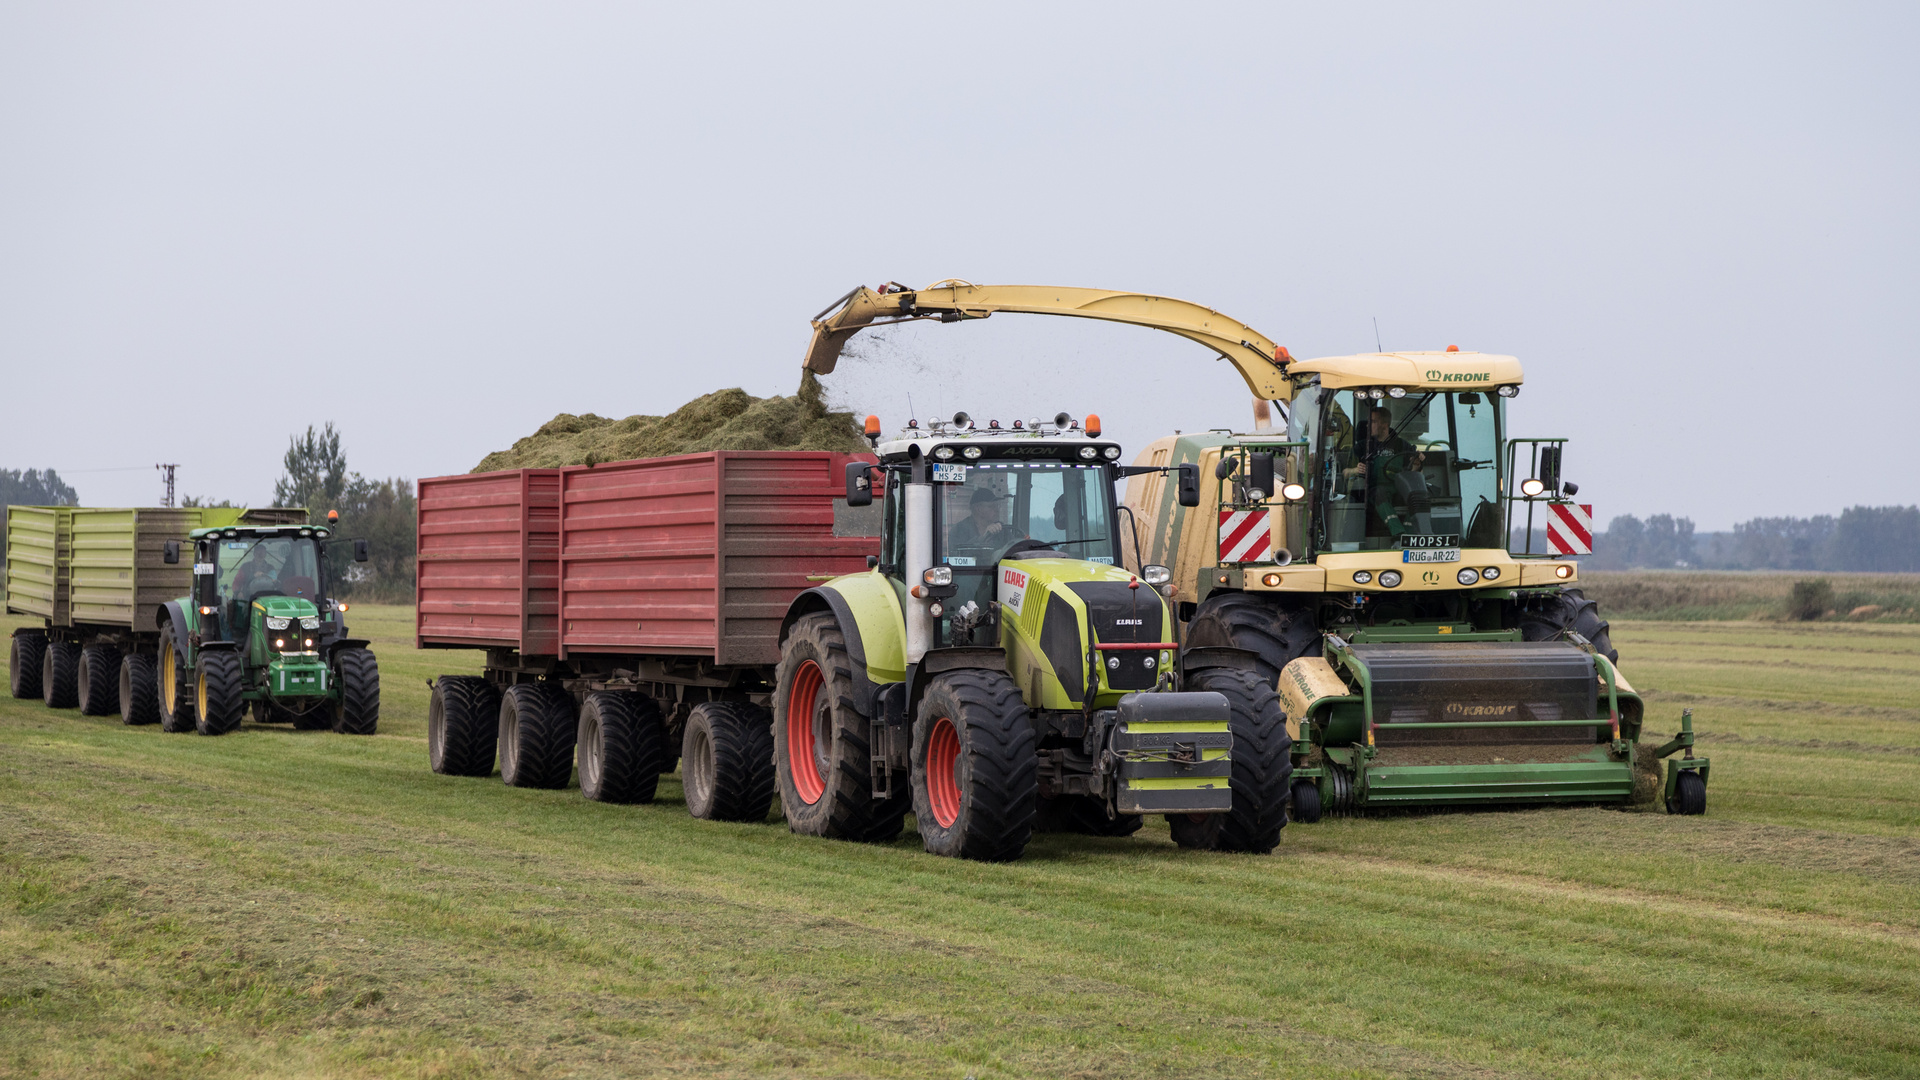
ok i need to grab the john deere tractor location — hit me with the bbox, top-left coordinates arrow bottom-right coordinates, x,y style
154,521 -> 380,736
804,281 -> 1711,821
776,411 -> 1291,861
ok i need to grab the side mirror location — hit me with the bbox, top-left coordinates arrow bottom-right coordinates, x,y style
845,462 -> 875,507
1213,456 -> 1238,480
1247,453 -> 1276,501
1538,446 -> 1562,493
162,540 -> 180,565
1176,463 -> 1201,507
353,539 -> 370,563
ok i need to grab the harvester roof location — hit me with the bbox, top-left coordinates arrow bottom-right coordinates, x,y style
1288,351 -> 1523,391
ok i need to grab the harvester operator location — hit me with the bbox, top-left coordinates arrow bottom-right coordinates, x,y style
1344,406 -> 1427,539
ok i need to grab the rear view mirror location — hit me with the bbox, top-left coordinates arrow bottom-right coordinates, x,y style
1214,456 -> 1238,480
1177,463 -> 1201,507
1538,446 -> 1562,493
845,462 -> 875,507
1247,453 -> 1276,500
162,540 -> 180,565
353,539 -> 370,563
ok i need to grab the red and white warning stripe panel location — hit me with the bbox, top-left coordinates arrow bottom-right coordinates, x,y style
1547,502 -> 1593,555
1219,509 -> 1274,563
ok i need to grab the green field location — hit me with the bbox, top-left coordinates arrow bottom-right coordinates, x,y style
3,607 -> 1917,1079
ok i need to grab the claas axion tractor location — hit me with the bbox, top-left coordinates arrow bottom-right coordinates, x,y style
807,281 -> 1710,821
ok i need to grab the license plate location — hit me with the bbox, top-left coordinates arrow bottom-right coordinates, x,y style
1402,533 -> 1460,550
931,463 -> 966,483
1403,548 -> 1460,563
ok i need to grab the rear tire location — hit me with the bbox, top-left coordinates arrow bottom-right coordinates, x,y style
498,683 -> 577,789
1185,592 -> 1320,686
157,634 -> 196,733
42,640 -> 79,709
1518,587 -> 1618,664
774,613 -> 909,840
10,631 -> 46,700
1035,795 -> 1142,837
1189,666 -> 1291,854
331,648 -> 380,735
1667,769 -> 1707,815
1290,779 -> 1323,824
77,643 -> 122,716
119,652 -> 159,726
194,651 -> 246,736
577,691 -> 667,804
911,670 -> 1037,862
680,702 -> 776,822
429,676 -> 501,776
1167,812 -> 1224,850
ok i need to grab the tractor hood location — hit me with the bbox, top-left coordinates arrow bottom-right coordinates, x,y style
997,556 -> 1171,709
251,595 -> 322,623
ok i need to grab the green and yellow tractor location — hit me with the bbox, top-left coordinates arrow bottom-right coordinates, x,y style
775,412 -> 1291,860
155,520 -> 380,736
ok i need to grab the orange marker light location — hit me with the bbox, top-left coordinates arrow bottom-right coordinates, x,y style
1275,346 -> 1293,363
863,414 -> 881,437
1085,414 -> 1102,438
1445,345 -> 1459,353
326,509 -> 339,524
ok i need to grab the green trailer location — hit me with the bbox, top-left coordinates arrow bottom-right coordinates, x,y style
5,505 -> 345,731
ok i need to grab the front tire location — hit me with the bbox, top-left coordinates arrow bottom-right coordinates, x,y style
429,676 -> 501,776
77,643 -> 122,716
774,613 -> 908,841
1518,587 -> 1618,664
1189,666 -> 1292,854
498,683 -> 576,789
331,648 -> 380,735
911,670 -> 1037,862
194,651 -> 246,736
1667,769 -> 1707,815
119,652 -> 159,726
1185,592 -> 1320,686
158,634 -> 196,733
680,702 -> 776,822
577,691 -> 668,804
9,631 -> 46,700
42,640 -> 79,709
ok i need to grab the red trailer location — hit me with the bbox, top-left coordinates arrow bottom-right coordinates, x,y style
417,450 -> 878,819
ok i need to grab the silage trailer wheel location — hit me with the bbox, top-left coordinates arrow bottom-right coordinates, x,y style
41,639 -> 80,710
498,683 -> 577,789
680,701 -> 776,823
11,630 -> 47,700
576,690 -> 668,804
118,652 -> 160,726
429,676 -> 501,777
77,642 -> 121,717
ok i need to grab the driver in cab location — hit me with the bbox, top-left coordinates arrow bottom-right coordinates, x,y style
947,486 -> 1022,556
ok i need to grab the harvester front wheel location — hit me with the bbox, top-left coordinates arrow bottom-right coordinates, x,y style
118,652 -> 159,726
10,631 -> 46,700
429,675 -> 501,776
774,613 -> 909,841
77,643 -> 122,716
331,648 -> 380,735
42,640 -> 80,709
1518,587 -> 1618,664
498,683 -> 577,789
193,651 -> 246,736
1185,592 -> 1320,686
157,635 -> 196,733
577,691 -> 667,804
681,701 -> 776,822
1188,666 -> 1291,854
1667,770 -> 1706,816
911,670 -> 1037,862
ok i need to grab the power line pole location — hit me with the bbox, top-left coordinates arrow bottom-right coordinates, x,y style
156,464 -> 178,508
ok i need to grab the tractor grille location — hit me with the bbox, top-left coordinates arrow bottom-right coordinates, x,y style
1067,581 -> 1164,691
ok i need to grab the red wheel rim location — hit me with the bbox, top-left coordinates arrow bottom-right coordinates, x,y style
787,659 -> 827,804
927,717 -> 961,828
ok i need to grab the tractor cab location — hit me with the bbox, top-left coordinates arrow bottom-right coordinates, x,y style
172,524 -> 357,652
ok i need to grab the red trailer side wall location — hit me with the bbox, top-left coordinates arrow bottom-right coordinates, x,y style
418,451 -> 876,666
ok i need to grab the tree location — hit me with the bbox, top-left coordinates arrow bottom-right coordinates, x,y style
0,468 -> 80,534
270,424 -> 417,601
273,423 -> 349,511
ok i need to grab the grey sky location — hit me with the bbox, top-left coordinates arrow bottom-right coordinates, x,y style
3,3 -> 1913,530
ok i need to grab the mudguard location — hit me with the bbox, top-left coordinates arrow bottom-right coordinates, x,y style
156,601 -> 196,656
782,573 -> 908,717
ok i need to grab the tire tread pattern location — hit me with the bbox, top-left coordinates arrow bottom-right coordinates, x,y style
430,676 -> 501,776
1190,666 -> 1292,854
195,651 -> 246,736
500,683 -> 577,789
78,643 -> 122,716
691,701 -> 777,822
120,652 -> 159,726
332,648 -> 380,735
913,670 -> 1037,862
775,613 -> 909,840
1184,592 -> 1320,686
11,632 -> 46,700
42,640 -> 79,709
579,691 -> 666,804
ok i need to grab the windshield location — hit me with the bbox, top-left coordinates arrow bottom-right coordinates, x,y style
934,460 -> 1117,592
1300,388 -> 1504,553
215,536 -> 325,608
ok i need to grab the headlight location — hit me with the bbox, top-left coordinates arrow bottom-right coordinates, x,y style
1457,568 -> 1480,585
266,616 -> 291,630
1281,483 -> 1306,501
933,446 -> 955,460
1497,384 -> 1519,398
274,638 -> 286,649
300,616 -> 319,629
1107,656 -> 1121,670
1520,478 -> 1546,497
1141,564 -> 1171,585
1143,655 -> 1156,670
1387,387 -> 1406,399
1481,566 -> 1501,581
962,445 -> 983,460
922,566 -> 953,586
1102,446 -> 1120,460
1379,570 -> 1402,587
1079,446 -> 1098,459
1368,388 -> 1385,400
1352,571 -> 1373,584
928,601 -> 944,617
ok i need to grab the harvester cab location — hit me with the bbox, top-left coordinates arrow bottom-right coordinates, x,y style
154,523 -> 380,737
778,410 -> 1294,861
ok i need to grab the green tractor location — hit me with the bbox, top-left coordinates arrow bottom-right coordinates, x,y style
774,412 -> 1291,861
154,521 -> 380,736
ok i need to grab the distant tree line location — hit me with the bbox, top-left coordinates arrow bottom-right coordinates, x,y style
1589,506 -> 1920,572
0,468 -> 79,530
273,423 -> 417,601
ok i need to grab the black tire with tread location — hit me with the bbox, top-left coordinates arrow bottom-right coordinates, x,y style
42,640 -> 79,709
1667,769 -> 1707,815
331,648 -> 380,735
194,651 -> 246,736
429,676 -> 501,776
577,691 -> 668,804
77,643 -> 122,716
911,669 -> 1038,862
680,701 -> 777,822
1185,592 -> 1321,686
1035,795 -> 1141,837
119,652 -> 159,726
1167,812 -> 1224,849
1189,666 -> 1292,854
1290,779 -> 1323,824
157,634 -> 196,733
10,632 -> 46,700
498,683 -> 577,789
774,613 -> 909,840
1517,587 -> 1619,664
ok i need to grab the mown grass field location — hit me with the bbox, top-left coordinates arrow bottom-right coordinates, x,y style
3,605 -> 1917,1079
